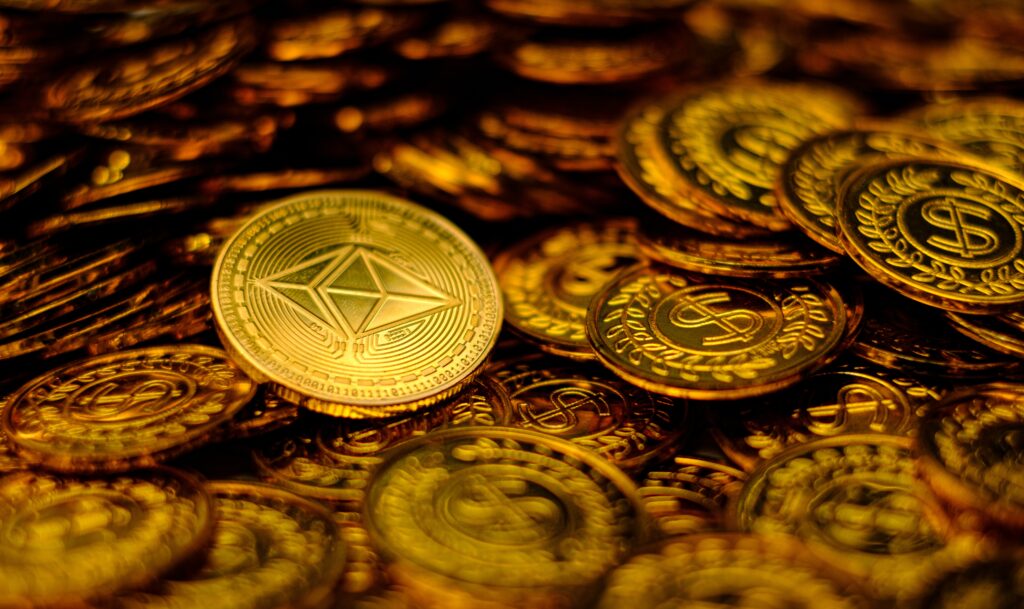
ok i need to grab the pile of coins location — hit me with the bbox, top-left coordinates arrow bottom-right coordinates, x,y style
0,0 -> 1023,607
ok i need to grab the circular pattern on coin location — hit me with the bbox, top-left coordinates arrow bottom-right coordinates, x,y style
0,467 -> 212,607
253,376 -> 512,506
212,190 -> 502,418
916,383 -> 1024,532
904,97 -> 1024,176
777,127 -> 964,253
495,219 -> 639,359
656,82 -> 860,231
43,18 -> 255,122
2,344 -> 256,472
115,481 -> 345,609
636,223 -> 841,277
493,358 -> 686,470
733,434 -> 977,600
708,362 -> 944,470
586,265 -> 851,399
637,457 -> 746,536
837,157 -> 1024,313
596,533 -> 868,609
363,427 -> 648,608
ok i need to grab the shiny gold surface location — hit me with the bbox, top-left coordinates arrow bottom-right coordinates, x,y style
211,190 -> 502,417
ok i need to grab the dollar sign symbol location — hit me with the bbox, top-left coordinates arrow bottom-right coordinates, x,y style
921,198 -> 999,259
803,383 -> 899,435
520,387 -> 609,431
669,291 -> 764,347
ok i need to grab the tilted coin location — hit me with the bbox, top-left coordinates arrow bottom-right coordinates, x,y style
851,283 -> 1018,377
636,223 -> 841,277
393,17 -> 494,60
2,345 -> 257,472
597,533 -> 869,609
913,556 -> 1024,609
0,152 -> 80,214
947,309 -> 1024,358
61,146 -> 203,210
494,219 -> 639,359
333,91 -> 446,135
904,97 -> 1024,175
43,18 -> 256,122
363,427 -> 650,609
492,357 -> 686,470
777,127 -> 966,253
916,383 -> 1024,532
837,157 -> 1024,313
266,8 -> 424,61
28,197 -> 214,238
0,467 -> 213,607
709,361 -> 944,470
732,434 -> 983,601
115,481 -> 346,609
211,190 -> 502,418
253,376 -> 512,506
477,110 -> 614,173
637,456 -> 746,536
495,26 -> 690,85
484,0 -> 696,27
655,81 -> 860,231
586,265 -> 852,399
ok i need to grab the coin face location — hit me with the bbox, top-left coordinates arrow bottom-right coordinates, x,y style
916,383 -> 1024,532
637,457 -> 746,536
837,157 -> 1024,312
495,220 -> 639,359
597,533 -> 868,609
777,127 -> 963,253
656,82 -> 860,231
636,223 -> 841,277
0,468 -> 212,606
904,97 -> 1024,175
212,190 -> 502,417
492,357 -> 686,470
116,481 -> 346,609
363,428 -> 648,606
733,434 -> 976,600
586,265 -> 851,399
708,362 -> 943,470
253,376 -> 512,506
3,345 -> 256,472
947,309 -> 1024,358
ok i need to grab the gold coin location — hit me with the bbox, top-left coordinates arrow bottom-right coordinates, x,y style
266,8 -> 424,62
3,344 -> 256,472
496,26 -> 690,85
393,17 -> 494,60
492,356 -> 686,470
334,91 -> 446,134
212,189 -> 502,418
586,265 -> 851,399
655,81 -> 860,231
708,361 -> 944,471
636,223 -> 841,277
616,96 -> 764,237
116,481 -> 346,609
494,219 -> 639,359
363,427 -> 649,609
851,282 -> 1017,377
597,533 -> 869,609
777,126 -> 966,253
334,511 -> 381,597
637,456 -> 746,536
28,197 -> 213,239
61,146 -> 201,210
232,61 -> 395,98
916,383 -> 1024,532
947,309 -> 1024,358
837,157 -> 1024,313
732,434 -> 982,601
43,18 -> 255,122
0,395 -> 20,472
904,97 -> 1024,176
253,376 -> 512,506
477,111 -> 614,173
483,0 -> 696,27
221,389 -> 299,441
0,467 -> 213,606
0,152 -> 77,214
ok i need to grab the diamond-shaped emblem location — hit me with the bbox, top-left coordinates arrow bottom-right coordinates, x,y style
258,246 -> 459,339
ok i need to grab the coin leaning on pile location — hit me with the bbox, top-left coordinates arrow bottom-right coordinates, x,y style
0,2 -> 1024,609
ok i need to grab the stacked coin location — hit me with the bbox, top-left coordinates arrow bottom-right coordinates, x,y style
0,0 -> 1023,607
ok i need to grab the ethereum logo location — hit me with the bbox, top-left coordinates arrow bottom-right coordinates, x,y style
258,246 -> 459,339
